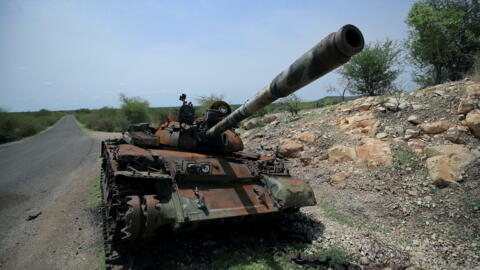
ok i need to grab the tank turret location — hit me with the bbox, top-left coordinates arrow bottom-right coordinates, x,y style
123,24 -> 364,153
206,24 -> 364,137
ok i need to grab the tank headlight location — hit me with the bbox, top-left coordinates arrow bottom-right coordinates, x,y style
200,164 -> 210,174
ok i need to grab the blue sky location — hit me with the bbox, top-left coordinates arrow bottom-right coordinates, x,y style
0,0 -> 417,112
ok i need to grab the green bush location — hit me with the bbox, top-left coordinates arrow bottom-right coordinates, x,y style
74,107 -> 127,132
119,94 -> 150,124
0,109 -> 65,144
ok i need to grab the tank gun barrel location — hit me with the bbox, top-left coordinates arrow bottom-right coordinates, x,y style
206,24 -> 364,138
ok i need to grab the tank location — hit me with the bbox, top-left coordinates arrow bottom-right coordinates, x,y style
101,24 -> 364,269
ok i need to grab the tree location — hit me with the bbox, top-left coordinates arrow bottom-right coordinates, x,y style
281,94 -> 302,116
195,94 -> 225,115
325,85 -> 347,101
338,40 -> 402,96
406,0 -> 480,85
119,93 -> 150,124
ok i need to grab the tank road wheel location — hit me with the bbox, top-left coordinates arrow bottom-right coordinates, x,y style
142,195 -> 163,238
121,196 -> 143,241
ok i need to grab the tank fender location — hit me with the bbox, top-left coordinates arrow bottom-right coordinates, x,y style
264,176 -> 316,209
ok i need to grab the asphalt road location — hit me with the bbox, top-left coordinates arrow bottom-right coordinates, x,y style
0,115 -> 103,269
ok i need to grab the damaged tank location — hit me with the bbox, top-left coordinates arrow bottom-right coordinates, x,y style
101,24 -> 364,268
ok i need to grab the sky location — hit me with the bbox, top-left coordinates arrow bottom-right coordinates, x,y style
0,0 -> 417,112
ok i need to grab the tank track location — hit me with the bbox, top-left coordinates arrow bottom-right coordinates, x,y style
101,168 -> 134,270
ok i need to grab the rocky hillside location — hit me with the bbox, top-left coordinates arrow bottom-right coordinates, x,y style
240,79 -> 480,270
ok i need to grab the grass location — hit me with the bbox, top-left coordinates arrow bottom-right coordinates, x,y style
97,248 -> 106,270
86,177 -> 102,210
173,243 -> 352,270
318,201 -> 389,233
318,201 -> 364,228
393,145 -> 419,169
302,247 -> 353,269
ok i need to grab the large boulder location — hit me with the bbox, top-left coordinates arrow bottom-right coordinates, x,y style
457,99 -> 475,114
425,144 -> 476,186
466,111 -> 480,137
457,84 -> 480,114
420,121 -> 455,134
277,139 -> 303,158
355,138 -> 392,168
426,152 -> 476,186
327,145 -> 356,162
341,112 -> 378,130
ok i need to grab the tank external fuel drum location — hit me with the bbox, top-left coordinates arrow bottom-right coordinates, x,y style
206,24 -> 364,138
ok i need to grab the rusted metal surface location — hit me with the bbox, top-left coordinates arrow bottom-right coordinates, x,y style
100,24 -> 364,270
206,24 -> 364,137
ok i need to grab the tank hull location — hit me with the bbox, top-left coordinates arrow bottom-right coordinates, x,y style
101,139 -> 316,258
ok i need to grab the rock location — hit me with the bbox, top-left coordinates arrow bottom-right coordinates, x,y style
426,147 -> 476,186
407,115 -> 421,125
317,153 -> 329,161
425,144 -> 469,158
457,99 -> 475,114
278,139 -> 303,158
409,251 -> 425,264
466,111 -> 480,137
243,118 -> 262,130
384,97 -> 410,111
407,190 -> 419,196
368,121 -> 381,137
376,132 -> 388,139
300,157 -> 312,166
327,145 -> 356,162
356,103 -> 373,111
268,120 -> 279,126
404,129 -> 420,139
26,211 -> 42,221
444,126 -> 466,144
359,256 -> 369,265
352,97 -> 379,111
356,138 -> 393,168
466,84 -> 480,99
294,132 -> 316,143
377,106 -> 387,113
384,125 -> 404,137
420,121 -> 455,134
407,140 -> 426,155
412,103 -> 426,110
262,114 -> 277,123
433,89 -> 446,96
341,112 -> 378,133
330,168 -> 352,186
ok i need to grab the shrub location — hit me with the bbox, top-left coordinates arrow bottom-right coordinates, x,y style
119,93 -> 150,124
